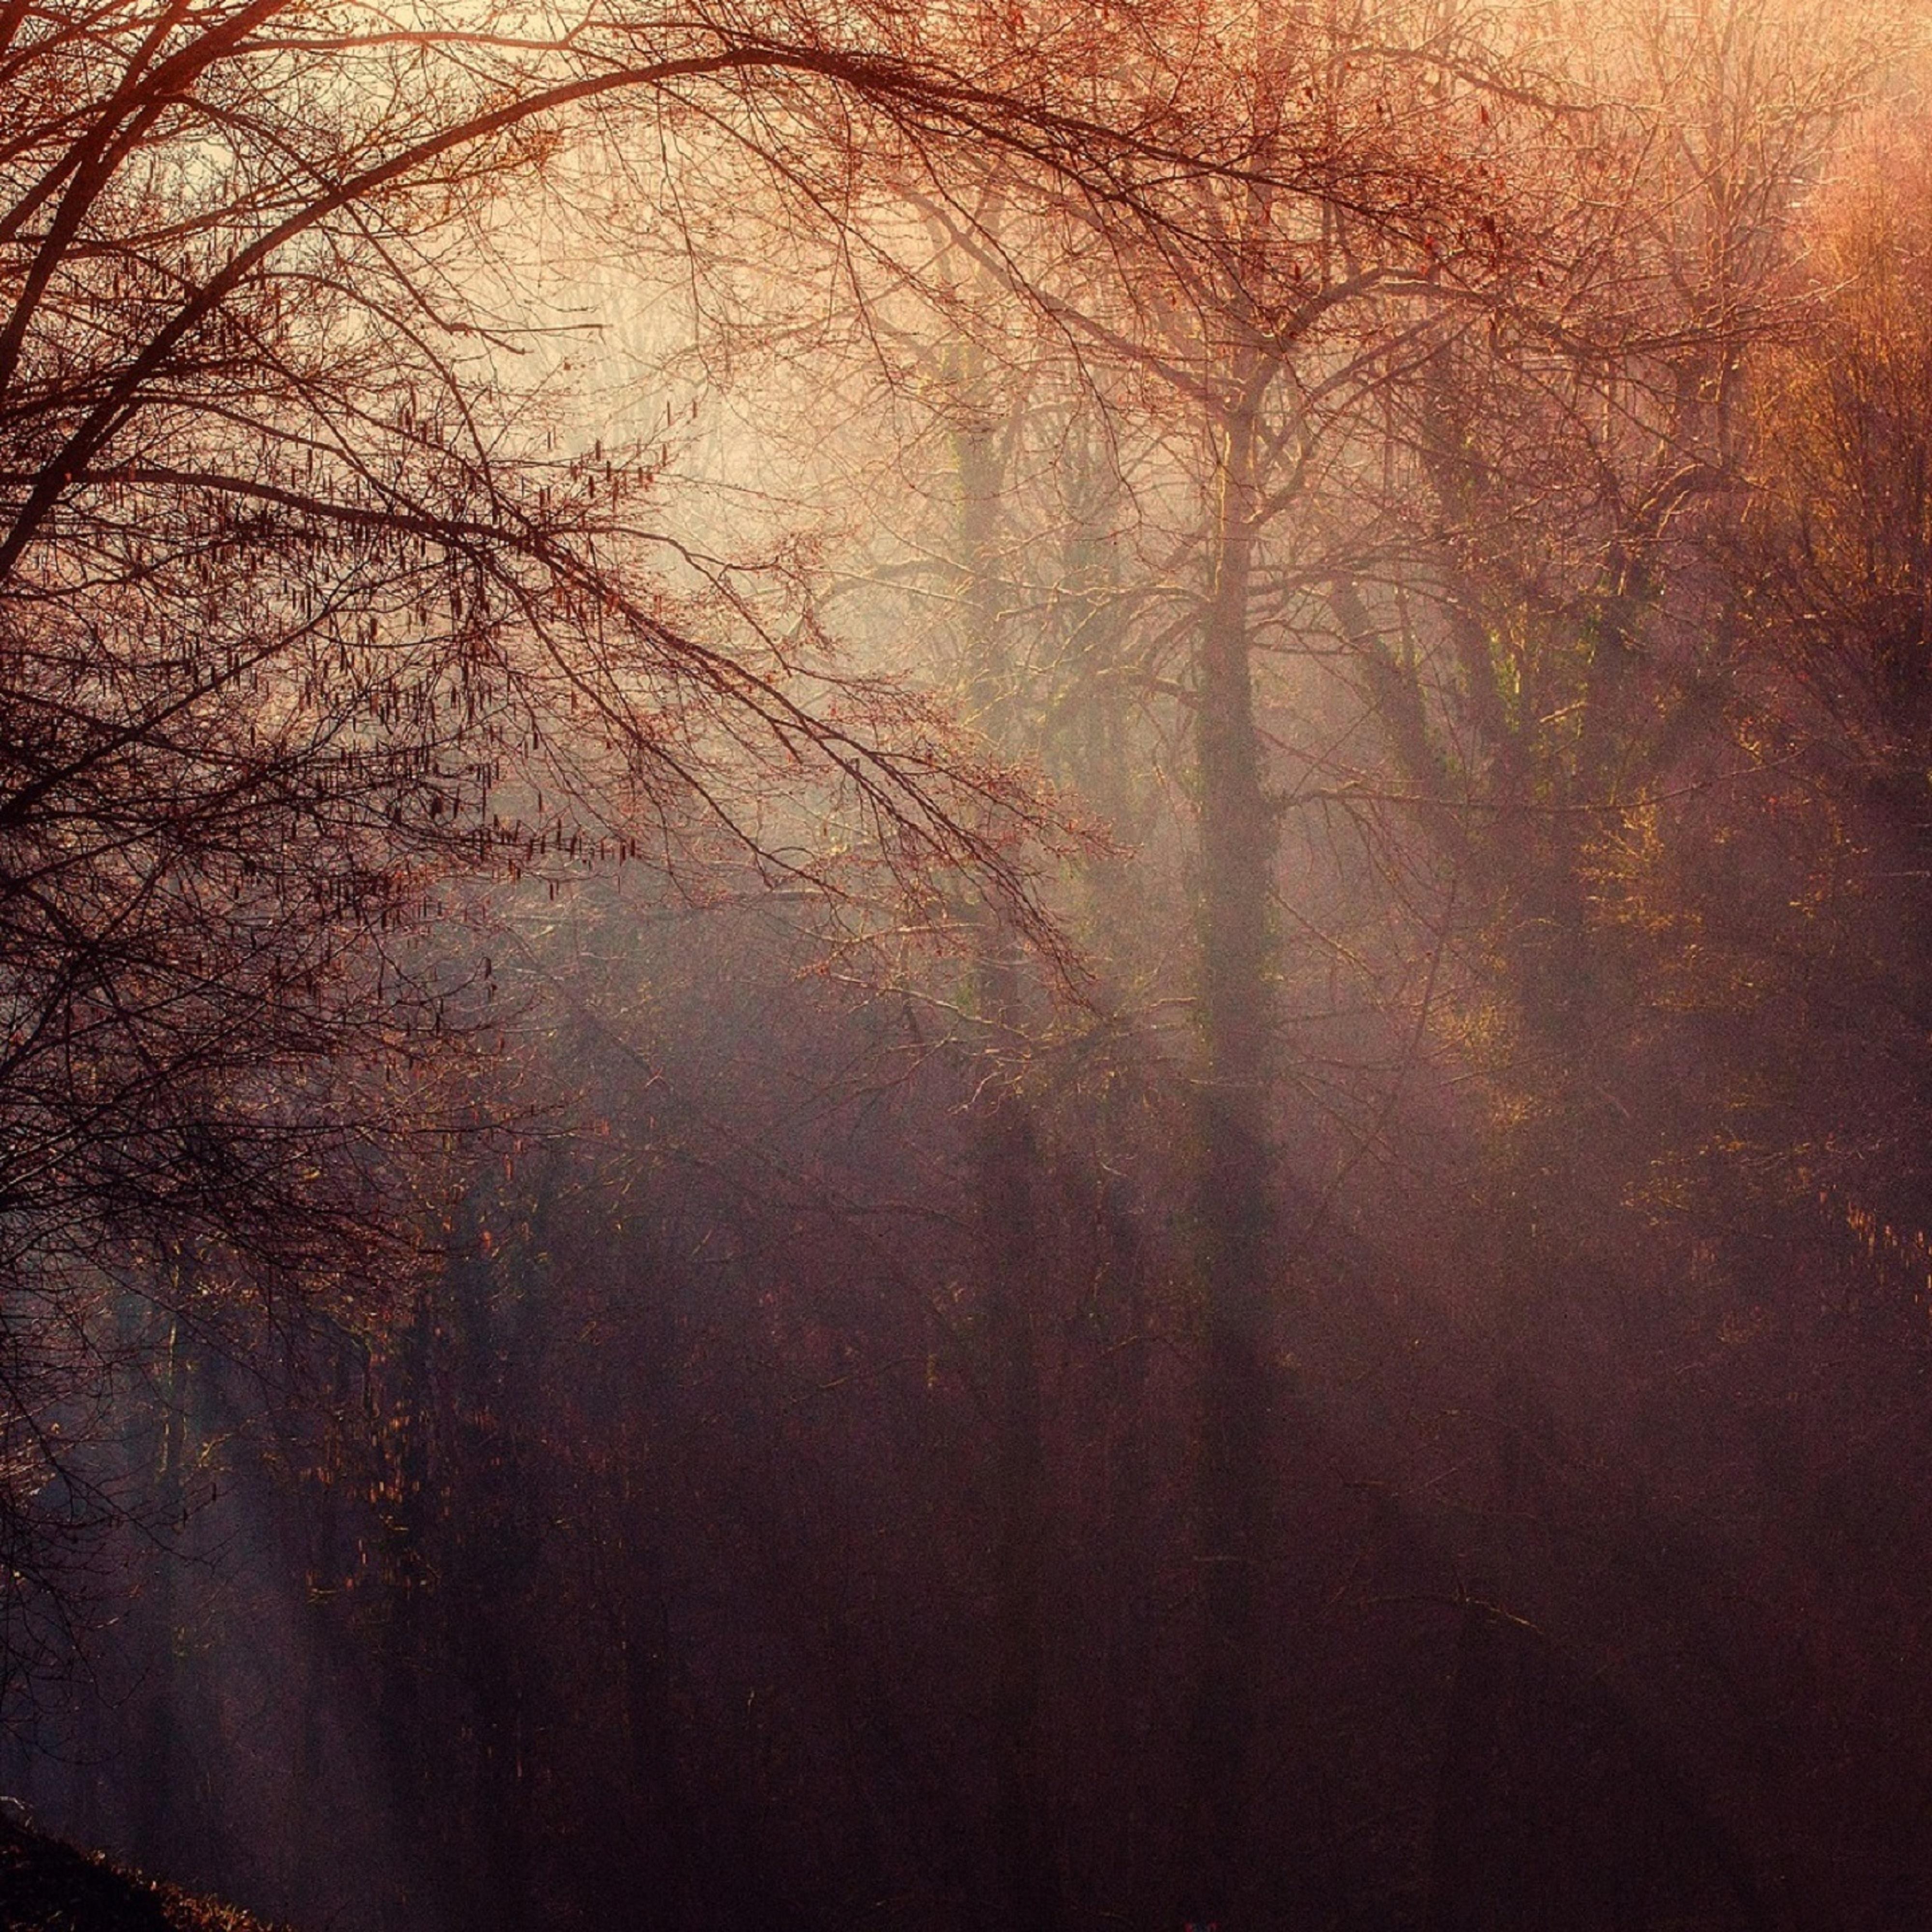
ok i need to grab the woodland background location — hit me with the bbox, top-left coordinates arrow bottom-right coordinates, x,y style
3,2 -> 1932,1929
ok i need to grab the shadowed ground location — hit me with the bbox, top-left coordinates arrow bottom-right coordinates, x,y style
0,1815 -> 286,1931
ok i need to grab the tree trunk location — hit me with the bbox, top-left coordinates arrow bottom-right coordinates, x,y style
950,362 -> 1061,1932
975,1056 -> 1055,1932
130,1313 -> 190,1878
1181,368 -> 1282,1927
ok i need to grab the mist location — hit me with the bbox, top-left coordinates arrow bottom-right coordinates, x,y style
3,2 -> 1931,1930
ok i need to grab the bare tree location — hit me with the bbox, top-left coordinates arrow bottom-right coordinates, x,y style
0,0 -> 1237,1666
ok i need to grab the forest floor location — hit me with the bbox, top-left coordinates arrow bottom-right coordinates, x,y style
0,1815 -> 287,1931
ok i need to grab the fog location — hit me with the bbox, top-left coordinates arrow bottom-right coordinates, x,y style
3,2 -> 1932,1929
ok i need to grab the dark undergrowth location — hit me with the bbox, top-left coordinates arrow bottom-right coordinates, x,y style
0,1816 -> 286,1932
